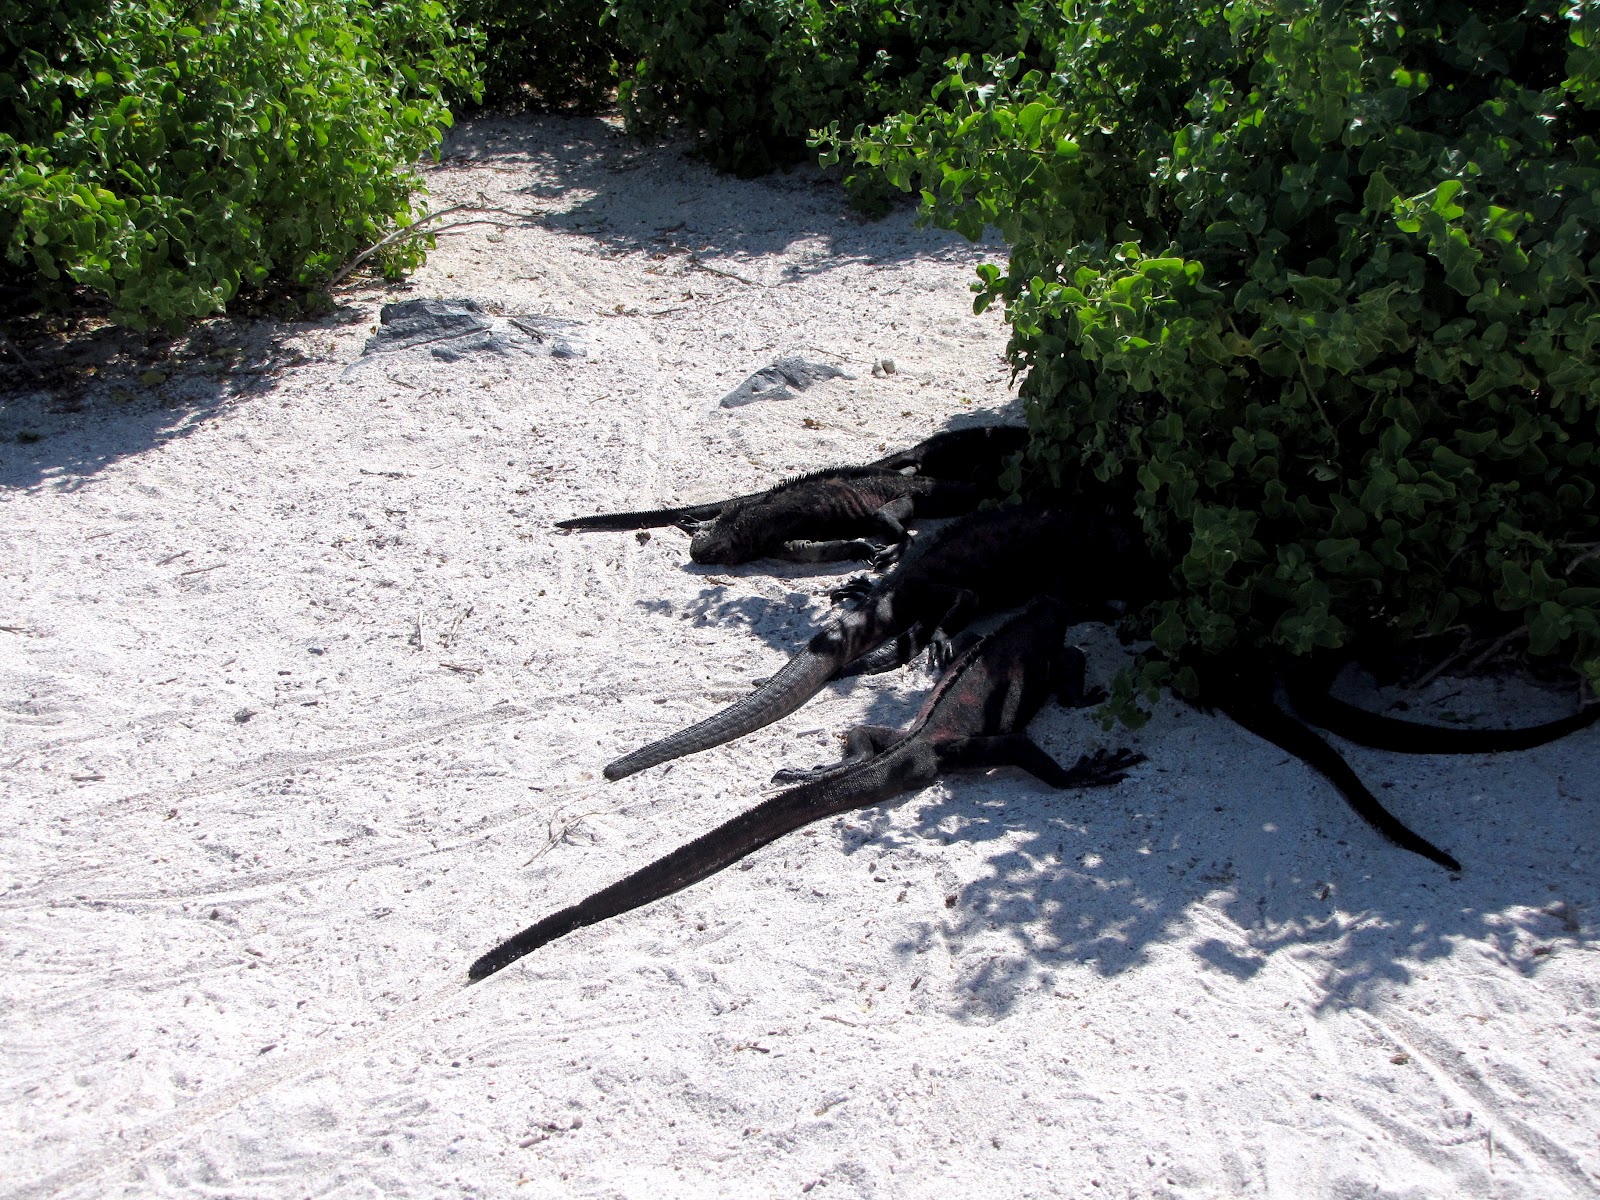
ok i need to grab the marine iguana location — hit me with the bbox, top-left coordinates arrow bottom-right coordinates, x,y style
684,466 -> 986,565
553,424 -> 1028,537
868,423 -> 1029,482
468,598 -> 1143,980
603,497 -> 1154,781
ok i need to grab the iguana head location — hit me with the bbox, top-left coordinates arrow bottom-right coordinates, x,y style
688,514 -> 762,564
688,499 -> 793,564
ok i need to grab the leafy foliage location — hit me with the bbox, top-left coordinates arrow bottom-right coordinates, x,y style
454,0 -> 618,112
0,0 -> 479,329
825,0 -> 1600,712
613,0 -> 1022,180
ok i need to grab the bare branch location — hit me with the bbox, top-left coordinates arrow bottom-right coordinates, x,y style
326,199 -> 536,289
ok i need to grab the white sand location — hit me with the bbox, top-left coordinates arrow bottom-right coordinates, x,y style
2,114 -> 1597,1199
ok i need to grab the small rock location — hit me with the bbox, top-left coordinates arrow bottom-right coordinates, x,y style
718,357 -> 853,407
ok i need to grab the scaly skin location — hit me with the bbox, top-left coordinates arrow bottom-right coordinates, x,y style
603,498 -> 1153,781
553,424 -> 1027,542
468,598 -> 1142,980
687,467 -> 984,565
867,423 -> 1029,481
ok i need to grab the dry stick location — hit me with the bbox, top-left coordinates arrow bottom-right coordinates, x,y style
687,255 -> 760,286
1462,624 -> 1529,674
1407,629 -> 1475,692
1563,541 -> 1600,575
1411,625 -> 1527,694
326,201 -> 534,289
0,329 -> 42,381
443,604 -> 473,648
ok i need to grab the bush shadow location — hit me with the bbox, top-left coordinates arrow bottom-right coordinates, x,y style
438,113 -> 1003,279
856,693 -> 1597,1024
0,306 -> 368,493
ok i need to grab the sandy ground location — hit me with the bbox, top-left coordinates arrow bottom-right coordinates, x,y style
2,114 -> 1598,1199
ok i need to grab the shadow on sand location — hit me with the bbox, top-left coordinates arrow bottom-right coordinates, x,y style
437,113 -> 996,279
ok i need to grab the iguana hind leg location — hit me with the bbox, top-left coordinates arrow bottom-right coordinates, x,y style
829,575 -> 876,607
772,725 -> 902,783
934,736 -> 1144,788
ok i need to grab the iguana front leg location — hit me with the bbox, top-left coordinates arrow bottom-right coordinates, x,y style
832,584 -> 982,679
775,538 -> 881,563
829,575 -> 876,607
868,495 -> 914,543
1054,646 -> 1107,708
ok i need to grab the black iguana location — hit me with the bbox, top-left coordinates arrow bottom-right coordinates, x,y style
603,497 -> 1155,781
553,424 -> 1027,545
684,466 -> 987,565
468,597 -> 1142,980
868,423 -> 1029,481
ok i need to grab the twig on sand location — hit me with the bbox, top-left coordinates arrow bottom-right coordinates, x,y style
686,255 -> 760,286
443,605 -> 474,648
1409,625 -> 1526,692
524,809 -> 600,866
178,562 -> 228,576
1463,625 -> 1528,674
1409,632 -> 1475,692
0,329 -> 42,381
327,198 -> 535,289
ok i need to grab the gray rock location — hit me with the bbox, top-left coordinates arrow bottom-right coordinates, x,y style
717,357 -> 854,408
353,298 -> 588,369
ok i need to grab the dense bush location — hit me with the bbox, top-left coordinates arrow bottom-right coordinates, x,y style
614,0 -> 1023,178
455,0 -> 617,112
0,0 -> 478,329
828,0 -> 1600,711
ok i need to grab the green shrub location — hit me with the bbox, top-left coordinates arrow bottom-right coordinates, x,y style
0,0 -> 479,329
454,0 -> 617,112
613,0 -> 1023,178
828,0 -> 1600,711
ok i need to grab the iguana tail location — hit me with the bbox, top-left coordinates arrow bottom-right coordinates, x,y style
469,756 -> 904,980
1286,679 -> 1600,753
555,497 -> 744,532
603,643 -> 842,780
1218,690 -> 1461,872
